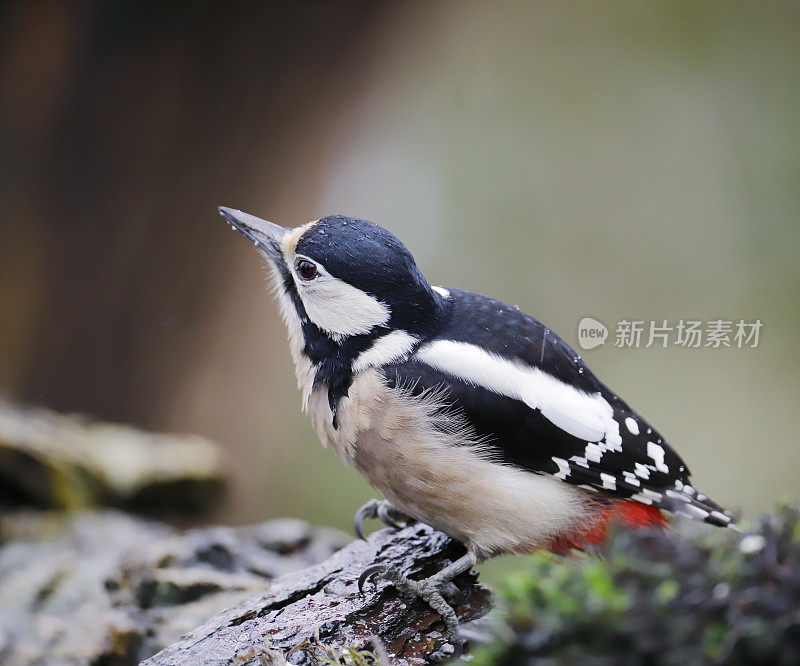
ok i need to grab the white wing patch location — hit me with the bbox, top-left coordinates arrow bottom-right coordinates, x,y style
416,340 -> 617,443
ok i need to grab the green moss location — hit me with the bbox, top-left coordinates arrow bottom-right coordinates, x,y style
470,506 -> 800,665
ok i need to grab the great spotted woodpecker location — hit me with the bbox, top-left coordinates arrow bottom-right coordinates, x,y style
219,207 -> 735,637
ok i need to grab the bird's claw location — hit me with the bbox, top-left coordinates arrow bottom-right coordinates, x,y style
353,499 -> 408,540
357,563 -> 387,593
356,564 -> 462,647
378,502 -> 405,529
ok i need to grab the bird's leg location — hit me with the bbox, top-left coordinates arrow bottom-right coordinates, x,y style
358,550 -> 480,640
353,498 -> 410,540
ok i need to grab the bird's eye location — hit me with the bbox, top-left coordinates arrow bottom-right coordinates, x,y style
296,259 -> 318,280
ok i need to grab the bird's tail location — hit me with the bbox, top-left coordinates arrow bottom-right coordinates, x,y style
655,481 -> 736,529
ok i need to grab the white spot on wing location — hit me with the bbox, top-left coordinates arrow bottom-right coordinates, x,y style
641,488 -> 663,501
584,442 -> 604,463
666,489 -> 690,503
569,455 -> 589,468
647,441 -> 670,473
600,473 -> 617,490
624,417 -> 639,435
622,471 -> 641,487
432,286 -> 450,298
604,420 -> 623,452
685,504 -> 710,520
552,456 -> 571,480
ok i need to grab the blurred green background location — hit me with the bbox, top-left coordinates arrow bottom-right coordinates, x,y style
1,0 -> 798,559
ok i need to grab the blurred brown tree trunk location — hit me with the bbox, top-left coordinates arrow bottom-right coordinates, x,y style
0,0 -> 384,427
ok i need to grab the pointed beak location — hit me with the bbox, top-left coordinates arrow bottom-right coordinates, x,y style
218,206 -> 288,262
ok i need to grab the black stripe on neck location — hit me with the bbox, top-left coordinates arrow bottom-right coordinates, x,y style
280,269 -> 389,428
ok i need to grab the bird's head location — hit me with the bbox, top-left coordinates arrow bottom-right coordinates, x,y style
219,207 -> 445,346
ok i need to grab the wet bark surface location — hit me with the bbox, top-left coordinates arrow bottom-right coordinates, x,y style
1,510 -> 489,665
0,511 -> 350,665
143,523 -> 491,666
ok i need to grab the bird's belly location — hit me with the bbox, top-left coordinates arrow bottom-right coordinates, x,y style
351,376 -> 594,555
353,428 -> 592,555
307,368 -> 595,555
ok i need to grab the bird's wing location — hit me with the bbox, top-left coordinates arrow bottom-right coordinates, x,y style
381,289 -> 733,527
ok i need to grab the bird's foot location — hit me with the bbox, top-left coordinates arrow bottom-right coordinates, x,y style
353,498 -> 409,540
358,564 -> 462,651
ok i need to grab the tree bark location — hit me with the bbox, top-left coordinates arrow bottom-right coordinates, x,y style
142,523 -> 491,665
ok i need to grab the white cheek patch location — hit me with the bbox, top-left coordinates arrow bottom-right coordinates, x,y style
416,340 -> 615,443
279,240 -> 392,339
296,272 -> 391,339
